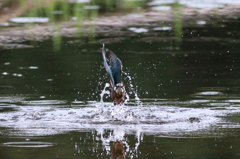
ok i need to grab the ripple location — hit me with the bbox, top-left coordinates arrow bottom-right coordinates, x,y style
198,91 -> 223,95
153,27 -> 172,31
71,101 -> 84,104
1,142 -> 54,148
28,66 -> 38,69
189,99 -> 212,103
197,21 -> 207,25
226,100 -> 240,103
209,103 -> 230,106
21,100 -> 67,105
0,43 -> 34,49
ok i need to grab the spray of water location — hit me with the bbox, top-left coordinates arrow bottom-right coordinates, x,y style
123,71 -> 140,101
96,69 -> 142,122
100,83 -> 110,103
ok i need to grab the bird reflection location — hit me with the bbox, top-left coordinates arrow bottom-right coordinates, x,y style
111,140 -> 126,159
102,44 -> 126,105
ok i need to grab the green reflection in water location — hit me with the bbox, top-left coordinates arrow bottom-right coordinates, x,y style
11,0 -> 146,51
62,1 -> 70,20
173,2 -> 183,46
53,28 -> 62,52
74,2 -> 84,36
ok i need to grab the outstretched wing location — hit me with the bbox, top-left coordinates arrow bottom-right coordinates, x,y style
109,50 -> 122,85
102,44 -> 115,88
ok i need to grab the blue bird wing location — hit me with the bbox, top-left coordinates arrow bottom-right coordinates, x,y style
102,44 -> 115,88
109,50 -> 122,85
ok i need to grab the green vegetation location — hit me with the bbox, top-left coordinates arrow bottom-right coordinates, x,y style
173,3 -> 183,46
3,0 -> 185,51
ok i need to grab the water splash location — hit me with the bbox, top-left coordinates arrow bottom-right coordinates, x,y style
122,71 -> 140,101
96,70 -> 142,122
100,83 -> 110,102
123,92 -> 130,104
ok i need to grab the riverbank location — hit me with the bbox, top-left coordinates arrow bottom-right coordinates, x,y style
0,4 -> 240,46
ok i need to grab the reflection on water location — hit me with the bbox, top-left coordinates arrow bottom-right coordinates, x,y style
111,141 -> 126,159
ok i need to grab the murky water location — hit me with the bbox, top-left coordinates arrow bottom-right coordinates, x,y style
1,2 -> 240,158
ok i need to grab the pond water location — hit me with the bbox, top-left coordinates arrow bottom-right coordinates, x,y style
1,2 -> 240,159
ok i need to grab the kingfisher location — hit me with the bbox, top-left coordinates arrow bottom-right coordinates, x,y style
102,44 -> 125,105
111,141 -> 126,159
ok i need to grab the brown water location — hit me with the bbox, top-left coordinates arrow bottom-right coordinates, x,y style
1,2 -> 240,158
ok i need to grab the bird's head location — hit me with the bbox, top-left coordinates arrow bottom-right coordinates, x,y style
114,83 -> 125,95
113,83 -> 125,104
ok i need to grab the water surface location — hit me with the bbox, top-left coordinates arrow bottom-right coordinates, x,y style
1,3 -> 240,158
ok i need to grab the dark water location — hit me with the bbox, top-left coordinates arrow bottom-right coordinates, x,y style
1,9 -> 240,159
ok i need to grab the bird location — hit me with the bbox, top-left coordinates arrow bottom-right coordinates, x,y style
102,44 -> 125,105
111,141 -> 126,159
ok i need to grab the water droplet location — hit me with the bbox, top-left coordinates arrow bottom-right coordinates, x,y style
29,66 -> 38,69
2,72 -> 8,75
197,21 -> 206,25
153,27 -> 172,31
4,62 -> 10,65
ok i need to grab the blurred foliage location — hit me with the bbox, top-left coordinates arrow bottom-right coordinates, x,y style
14,0 -> 148,51
3,0 -> 184,51
19,0 -> 146,21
